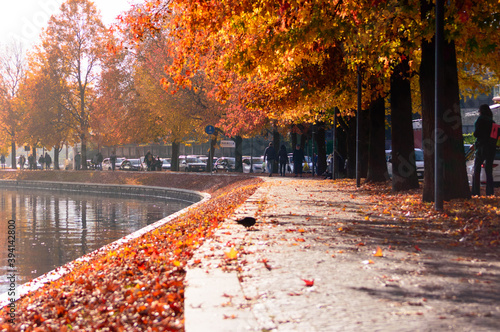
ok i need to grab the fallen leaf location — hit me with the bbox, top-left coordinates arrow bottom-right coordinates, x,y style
302,279 -> 315,287
373,246 -> 383,257
224,248 -> 238,260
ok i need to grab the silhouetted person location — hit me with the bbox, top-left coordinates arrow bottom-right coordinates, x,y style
38,154 -> 45,170
264,142 -> 276,176
293,144 -> 304,177
472,104 -> 497,196
110,151 -> 117,171
75,152 -> 81,170
278,145 -> 288,176
44,152 -> 52,170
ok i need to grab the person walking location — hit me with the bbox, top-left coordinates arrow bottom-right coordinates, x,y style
38,154 -> 45,170
44,152 -> 52,170
278,144 -> 288,176
472,104 -> 497,196
263,142 -> 276,177
96,151 -> 104,170
0,155 -> 5,169
110,151 -> 117,171
19,155 -> 26,170
145,151 -> 153,171
74,152 -> 81,170
293,144 -> 304,177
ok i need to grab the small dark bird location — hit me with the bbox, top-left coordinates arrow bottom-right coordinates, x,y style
236,217 -> 256,229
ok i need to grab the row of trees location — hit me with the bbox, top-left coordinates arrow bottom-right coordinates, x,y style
119,0 -> 500,201
0,0 -> 223,171
1,0 -> 499,202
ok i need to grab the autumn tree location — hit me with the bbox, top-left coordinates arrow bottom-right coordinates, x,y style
40,0 -> 111,170
124,0 -> 500,198
92,41 -> 135,149
18,45 -> 78,169
115,9 -> 226,170
0,42 -> 26,169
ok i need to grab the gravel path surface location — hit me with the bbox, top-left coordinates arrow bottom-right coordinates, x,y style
185,177 -> 500,332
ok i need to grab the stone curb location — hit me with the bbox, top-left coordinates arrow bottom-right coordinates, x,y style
0,179 -> 204,203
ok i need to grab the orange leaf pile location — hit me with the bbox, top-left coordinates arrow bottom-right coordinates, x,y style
0,180 -> 261,330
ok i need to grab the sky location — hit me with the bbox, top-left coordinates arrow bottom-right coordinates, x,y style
0,0 -> 139,48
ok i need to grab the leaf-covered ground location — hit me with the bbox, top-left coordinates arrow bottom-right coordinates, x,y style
340,179 -> 500,249
0,171 -> 262,331
0,171 -> 498,330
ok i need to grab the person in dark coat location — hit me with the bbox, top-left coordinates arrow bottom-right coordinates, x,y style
278,145 -> 288,176
96,151 -> 103,170
263,142 -> 276,176
44,152 -> 52,170
0,155 -> 5,169
472,104 -> 497,196
38,154 -> 45,170
293,144 -> 304,177
74,152 -> 81,170
110,151 -> 117,171
145,151 -> 153,171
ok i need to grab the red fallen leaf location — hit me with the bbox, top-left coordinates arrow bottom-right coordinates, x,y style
295,238 -> 306,242
302,278 -> 314,287
414,245 -> 422,252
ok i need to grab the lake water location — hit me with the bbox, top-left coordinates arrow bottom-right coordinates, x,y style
0,188 -> 191,294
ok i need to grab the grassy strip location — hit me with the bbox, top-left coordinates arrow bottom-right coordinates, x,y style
0,178 -> 262,331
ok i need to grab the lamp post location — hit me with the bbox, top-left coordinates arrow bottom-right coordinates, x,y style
250,137 -> 254,173
435,0 -> 444,210
356,64 -> 362,187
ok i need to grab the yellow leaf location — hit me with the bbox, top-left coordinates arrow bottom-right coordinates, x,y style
373,246 -> 383,257
224,248 -> 238,260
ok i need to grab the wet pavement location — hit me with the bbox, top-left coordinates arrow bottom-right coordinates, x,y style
185,177 -> 500,332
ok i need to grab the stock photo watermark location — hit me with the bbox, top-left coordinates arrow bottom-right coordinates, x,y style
6,219 -> 16,323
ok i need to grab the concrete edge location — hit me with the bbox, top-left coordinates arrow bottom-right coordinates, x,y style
0,180 -> 210,307
0,179 -> 205,204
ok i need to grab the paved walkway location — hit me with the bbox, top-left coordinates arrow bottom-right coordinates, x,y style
185,177 -> 500,332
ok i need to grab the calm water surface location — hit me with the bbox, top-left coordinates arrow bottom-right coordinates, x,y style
0,188 -> 191,294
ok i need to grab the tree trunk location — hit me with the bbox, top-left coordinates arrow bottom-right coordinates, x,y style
10,141 -> 16,169
366,97 -> 388,182
171,140 -> 180,171
235,136 -> 243,172
54,147 -> 60,170
358,110 -> 369,179
346,116 -> 356,178
390,58 -> 419,191
273,129 -> 280,174
315,123 -> 327,176
420,0 -> 471,201
31,146 -> 37,170
291,125 -> 297,149
81,134 -> 87,170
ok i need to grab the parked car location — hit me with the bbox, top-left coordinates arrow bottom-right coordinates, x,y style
119,158 -> 145,171
466,148 -> 500,186
198,156 -> 217,170
214,157 -> 236,172
386,148 -> 424,179
242,156 -> 264,173
102,157 -> 125,170
162,158 -> 171,170
178,155 -> 206,172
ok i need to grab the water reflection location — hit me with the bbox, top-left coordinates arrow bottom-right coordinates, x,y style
0,188 -> 190,294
